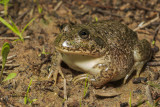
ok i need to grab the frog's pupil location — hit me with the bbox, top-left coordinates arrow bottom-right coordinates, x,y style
81,31 -> 86,35
79,29 -> 89,39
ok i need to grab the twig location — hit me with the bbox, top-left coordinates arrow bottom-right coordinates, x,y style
5,60 -> 14,64
64,78 -> 67,107
0,36 -> 30,40
31,54 -> 52,72
145,85 -> 154,106
53,1 -> 63,11
16,8 -> 32,23
0,28 -> 7,35
147,61 -> 160,66
131,99 -> 147,107
0,55 -> 17,63
135,4 -> 160,13
153,24 -> 160,44
136,29 -> 152,35
154,56 -> 160,58
124,1 -> 160,13
134,14 -> 159,31
0,64 -> 19,67
94,8 -> 122,17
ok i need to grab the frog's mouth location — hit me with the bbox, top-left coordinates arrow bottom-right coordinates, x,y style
55,47 -> 103,58
55,40 -> 106,57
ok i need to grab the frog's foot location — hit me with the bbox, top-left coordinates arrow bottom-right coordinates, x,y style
48,66 -> 64,85
123,61 -> 145,84
72,74 -> 93,84
73,72 -> 113,89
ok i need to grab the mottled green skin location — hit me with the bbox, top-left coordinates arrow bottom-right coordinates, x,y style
53,20 -> 152,88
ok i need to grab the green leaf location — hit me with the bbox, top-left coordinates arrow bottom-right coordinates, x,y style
0,17 -> 21,36
28,98 -> 37,105
0,42 -> 10,83
0,0 -> 9,4
1,42 -> 10,68
24,79 -> 33,104
32,99 -> 37,102
129,92 -> 132,107
24,95 -> 27,104
9,17 -> 20,34
2,73 -> 17,82
21,17 -> 36,34
0,1 -> 4,4
152,40 -> 155,45
38,5 -> 42,14
95,17 -> 98,22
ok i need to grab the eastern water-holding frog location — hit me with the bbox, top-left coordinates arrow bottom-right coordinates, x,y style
48,20 -> 152,88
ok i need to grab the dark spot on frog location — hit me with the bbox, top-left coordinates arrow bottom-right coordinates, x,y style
93,36 -> 105,48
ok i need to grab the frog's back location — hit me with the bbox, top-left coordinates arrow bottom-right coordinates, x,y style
89,20 -> 138,51
88,21 -> 139,80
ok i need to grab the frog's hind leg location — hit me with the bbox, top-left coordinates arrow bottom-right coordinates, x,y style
72,69 -> 114,89
123,61 -> 145,84
72,74 -> 89,84
91,68 -> 115,88
124,39 -> 152,84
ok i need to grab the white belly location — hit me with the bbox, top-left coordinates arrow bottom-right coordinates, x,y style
61,53 -> 104,75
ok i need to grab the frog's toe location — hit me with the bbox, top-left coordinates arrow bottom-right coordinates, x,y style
48,68 -> 64,85
72,74 -> 94,84
123,74 -> 129,84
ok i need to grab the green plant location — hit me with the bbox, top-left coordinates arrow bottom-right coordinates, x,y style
95,16 -> 98,22
0,0 -> 10,16
129,92 -> 132,107
0,17 -> 36,42
38,5 -> 43,14
41,47 -> 49,55
152,40 -> 155,46
24,79 -> 37,105
2,72 -> 17,82
148,81 -> 160,89
79,98 -> 82,107
0,42 -> 10,83
83,74 -> 89,97
147,101 -> 154,107
38,46 -> 50,57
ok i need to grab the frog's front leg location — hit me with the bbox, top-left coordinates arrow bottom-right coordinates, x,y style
48,52 -> 64,85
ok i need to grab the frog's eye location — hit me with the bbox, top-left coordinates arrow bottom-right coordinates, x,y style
78,29 -> 89,39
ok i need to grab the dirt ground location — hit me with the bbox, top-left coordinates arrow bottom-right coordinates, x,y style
0,0 -> 160,107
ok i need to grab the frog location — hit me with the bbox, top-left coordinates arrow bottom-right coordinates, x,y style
48,20 -> 152,88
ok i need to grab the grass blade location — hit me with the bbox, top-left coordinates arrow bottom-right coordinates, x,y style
0,17 -> 21,36
9,17 -> 19,33
21,17 -> 36,34
24,79 -> 33,104
129,92 -> 132,107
